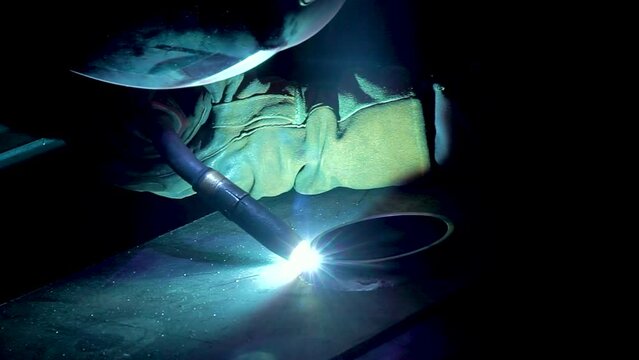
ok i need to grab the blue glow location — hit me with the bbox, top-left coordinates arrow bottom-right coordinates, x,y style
257,240 -> 323,288
258,261 -> 302,288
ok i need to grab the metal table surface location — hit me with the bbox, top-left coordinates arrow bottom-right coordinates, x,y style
0,185 -> 484,359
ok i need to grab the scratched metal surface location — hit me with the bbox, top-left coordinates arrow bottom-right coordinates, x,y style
0,186 -> 479,359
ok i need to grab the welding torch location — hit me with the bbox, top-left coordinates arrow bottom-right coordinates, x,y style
145,117 -> 302,260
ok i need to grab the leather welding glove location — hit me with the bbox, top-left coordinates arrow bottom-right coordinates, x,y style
113,66 -> 431,199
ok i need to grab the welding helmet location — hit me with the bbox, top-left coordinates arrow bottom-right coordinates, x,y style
66,0 -> 344,89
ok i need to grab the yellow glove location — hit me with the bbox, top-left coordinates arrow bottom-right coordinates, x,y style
116,66 -> 431,199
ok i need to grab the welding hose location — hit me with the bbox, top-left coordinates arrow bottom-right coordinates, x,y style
147,119 -> 301,260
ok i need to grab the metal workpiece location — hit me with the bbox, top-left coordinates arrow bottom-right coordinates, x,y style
0,185 -> 483,360
195,169 -> 301,259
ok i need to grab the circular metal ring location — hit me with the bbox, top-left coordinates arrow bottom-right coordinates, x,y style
300,212 -> 454,291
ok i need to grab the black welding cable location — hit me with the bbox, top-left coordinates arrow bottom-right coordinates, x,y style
146,118 -> 301,259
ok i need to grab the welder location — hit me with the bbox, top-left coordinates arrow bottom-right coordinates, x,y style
5,0 -> 461,262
